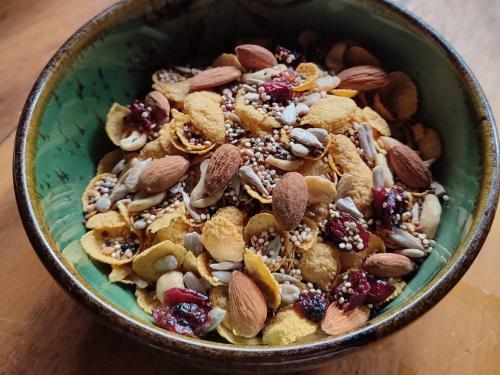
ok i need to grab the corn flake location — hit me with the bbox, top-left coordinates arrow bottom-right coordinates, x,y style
132,240 -> 187,281
262,307 -> 318,345
244,250 -> 281,309
301,96 -> 357,134
197,252 -> 224,286
135,288 -> 162,315
201,216 -> 245,262
81,228 -> 137,265
85,211 -> 128,230
105,103 -> 130,146
363,106 -> 391,137
184,91 -> 225,144
299,242 -> 341,290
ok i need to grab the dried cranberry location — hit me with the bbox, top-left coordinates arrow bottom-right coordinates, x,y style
294,291 -> 328,322
324,212 -> 371,252
365,278 -> 395,305
334,270 -> 371,312
153,288 -> 212,337
128,100 -> 155,130
164,288 -> 210,308
372,185 -> 408,229
262,81 -> 293,104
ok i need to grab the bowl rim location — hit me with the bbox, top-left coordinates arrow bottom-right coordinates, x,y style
13,0 -> 499,366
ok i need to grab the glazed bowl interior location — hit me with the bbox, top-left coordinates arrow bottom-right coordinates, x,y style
15,0 -> 498,366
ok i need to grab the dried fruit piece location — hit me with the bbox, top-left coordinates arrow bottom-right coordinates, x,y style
372,185 -> 408,229
389,144 -> 431,189
321,304 -> 369,336
228,271 -> 267,338
138,155 -> 189,193
262,81 -> 293,104
153,288 -> 212,337
294,291 -> 328,322
363,253 -> 415,278
334,270 -> 371,311
272,172 -> 308,231
324,212 -> 371,252
236,44 -> 278,70
365,278 -> 395,305
205,144 -> 242,192
337,65 -> 389,91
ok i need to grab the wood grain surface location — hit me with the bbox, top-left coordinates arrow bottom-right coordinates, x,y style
1,0 -> 499,374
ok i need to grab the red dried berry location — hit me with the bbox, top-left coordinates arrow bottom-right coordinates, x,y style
365,278 -> 395,305
294,291 -> 328,322
324,212 -> 371,252
128,100 -> 155,130
153,288 -> 212,337
372,185 -> 408,229
262,81 -> 293,104
334,270 -> 371,312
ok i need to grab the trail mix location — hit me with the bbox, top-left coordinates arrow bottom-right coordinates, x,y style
81,35 -> 446,345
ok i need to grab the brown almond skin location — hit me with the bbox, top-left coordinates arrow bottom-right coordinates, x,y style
363,252 -> 415,278
389,144 -> 431,189
190,66 -> 242,91
229,271 -> 267,338
235,44 -> 278,70
272,172 -> 308,231
337,65 -> 389,91
138,155 -> 189,193
205,144 -> 241,192
145,91 -> 170,122
321,304 -> 369,336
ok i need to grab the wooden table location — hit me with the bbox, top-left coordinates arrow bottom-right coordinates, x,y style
1,0 -> 499,373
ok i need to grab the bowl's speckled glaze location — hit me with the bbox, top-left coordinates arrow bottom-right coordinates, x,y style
13,0 -> 499,371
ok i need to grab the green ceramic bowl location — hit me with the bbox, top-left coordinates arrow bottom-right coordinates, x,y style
14,0 -> 499,371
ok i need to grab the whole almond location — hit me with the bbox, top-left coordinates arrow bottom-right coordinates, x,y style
272,172 -> 308,231
337,65 -> 389,91
190,66 -> 242,91
229,271 -> 267,338
145,90 -> 170,122
389,144 -> 431,188
138,155 -> 189,193
321,304 -> 369,336
235,44 -> 278,70
363,252 -> 415,278
205,144 -> 241,192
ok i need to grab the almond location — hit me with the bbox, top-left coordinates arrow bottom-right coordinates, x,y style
205,144 -> 241,192
235,44 -> 278,70
389,144 -> 431,188
145,90 -> 170,122
138,155 -> 189,193
189,66 -> 242,91
272,172 -> 308,231
228,271 -> 267,338
363,252 -> 415,278
321,304 -> 369,336
337,65 -> 389,91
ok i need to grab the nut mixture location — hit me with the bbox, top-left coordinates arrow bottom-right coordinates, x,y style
80,34 -> 446,344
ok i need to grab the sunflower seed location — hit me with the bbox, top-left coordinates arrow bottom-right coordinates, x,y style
335,174 -> 353,201
210,261 -> 243,271
355,123 -> 376,162
212,271 -> 232,284
291,128 -> 323,148
153,255 -> 178,273
280,103 -> 297,125
302,92 -> 322,106
124,159 -> 151,192
202,307 -> 227,333
375,153 -> 394,187
373,166 -> 385,187
290,142 -> 310,157
272,273 -> 300,283
335,197 -> 363,219
111,159 -> 126,175
183,272 -> 207,294
128,191 -> 166,213
389,228 -> 424,250
295,102 -> 310,116
394,248 -> 426,259
306,128 -> 328,143
133,219 -> 147,230
184,232 -> 203,255
239,166 -> 269,196
95,196 -> 112,212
